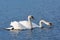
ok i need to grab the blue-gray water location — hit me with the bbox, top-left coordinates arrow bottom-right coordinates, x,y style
0,0 -> 60,40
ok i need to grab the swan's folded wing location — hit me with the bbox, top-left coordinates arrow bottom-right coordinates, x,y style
19,21 -> 28,27
32,22 -> 39,28
19,21 -> 39,29
18,23 -> 27,29
19,21 -> 31,29
10,21 -> 27,29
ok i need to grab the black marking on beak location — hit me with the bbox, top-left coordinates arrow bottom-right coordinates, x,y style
49,23 -> 52,26
31,16 -> 34,20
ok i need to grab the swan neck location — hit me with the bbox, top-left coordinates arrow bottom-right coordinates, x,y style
28,18 -> 32,29
39,21 -> 42,28
39,20 -> 50,28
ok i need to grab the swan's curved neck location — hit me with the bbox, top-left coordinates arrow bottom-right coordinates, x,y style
39,20 -> 50,28
28,18 -> 32,29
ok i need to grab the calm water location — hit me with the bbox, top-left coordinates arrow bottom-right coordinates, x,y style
0,0 -> 60,40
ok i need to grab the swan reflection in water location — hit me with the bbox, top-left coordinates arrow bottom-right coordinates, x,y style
8,29 -> 33,40
6,29 -> 20,40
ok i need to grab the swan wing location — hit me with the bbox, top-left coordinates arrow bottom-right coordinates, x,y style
19,21 -> 32,29
10,21 -> 27,29
32,22 -> 39,28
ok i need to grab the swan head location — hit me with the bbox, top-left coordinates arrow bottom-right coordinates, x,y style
47,22 -> 52,26
28,15 -> 34,20
39,20 -> 52,28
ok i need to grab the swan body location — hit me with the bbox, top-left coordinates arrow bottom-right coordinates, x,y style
6,21 -> 27,30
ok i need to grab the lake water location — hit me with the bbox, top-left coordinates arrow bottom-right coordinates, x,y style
0,0 -> 60,40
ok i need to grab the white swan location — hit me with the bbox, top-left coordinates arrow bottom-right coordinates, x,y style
6,15 -> 35,30
6,15 -> 52,30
